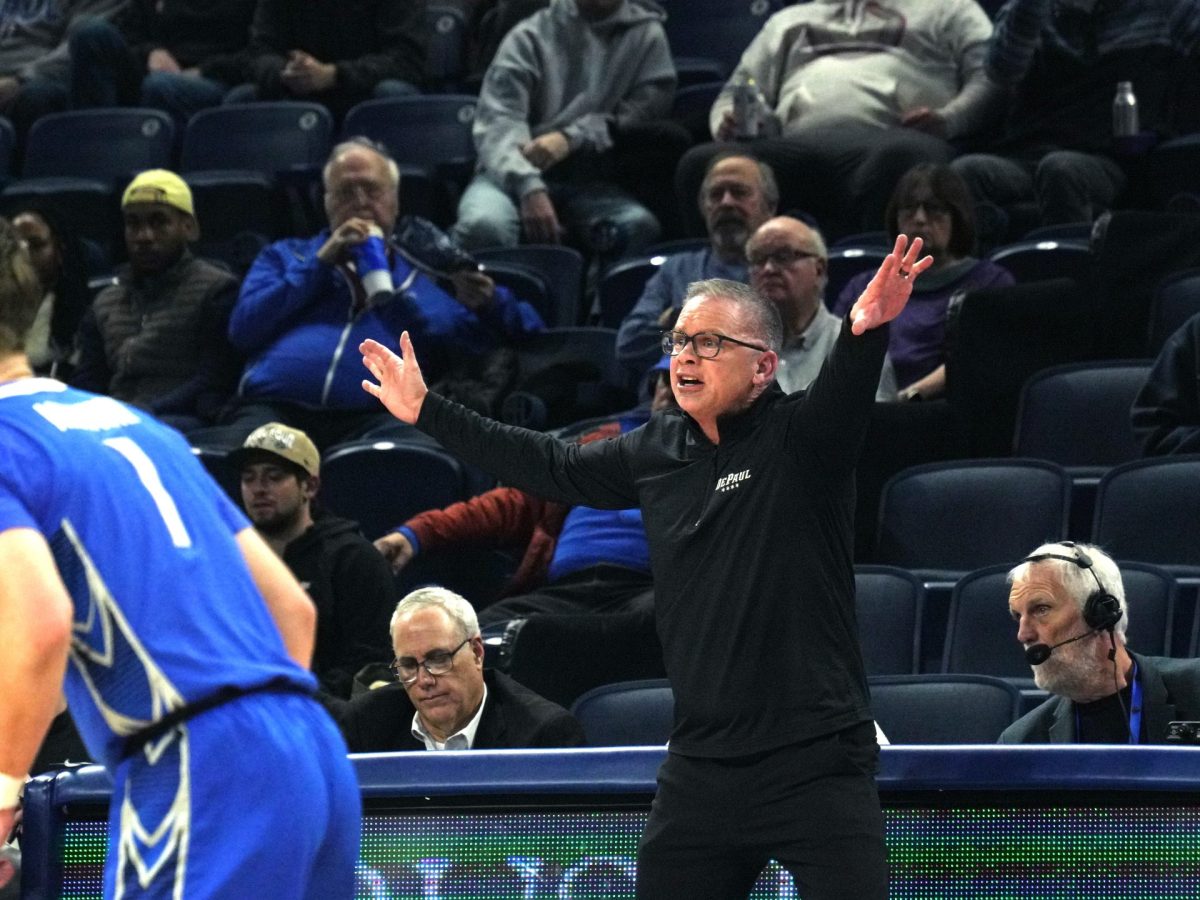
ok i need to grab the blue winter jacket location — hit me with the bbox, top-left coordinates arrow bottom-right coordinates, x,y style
230,232 -> 545,410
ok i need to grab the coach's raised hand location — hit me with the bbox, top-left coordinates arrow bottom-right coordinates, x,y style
361,332 -> 427,424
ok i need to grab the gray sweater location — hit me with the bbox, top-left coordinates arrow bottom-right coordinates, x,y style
473,0 -> 676,200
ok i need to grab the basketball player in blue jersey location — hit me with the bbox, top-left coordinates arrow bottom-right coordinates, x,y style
0,217 -> 361,897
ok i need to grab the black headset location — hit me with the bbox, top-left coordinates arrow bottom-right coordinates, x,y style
1022,541 -> 1123,632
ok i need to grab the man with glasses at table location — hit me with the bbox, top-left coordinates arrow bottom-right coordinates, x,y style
359,235 -> 931,898
332,586 -> 585,752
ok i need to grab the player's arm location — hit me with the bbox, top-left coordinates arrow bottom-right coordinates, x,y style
235,527 -> 316,670
0,528 -> 73,821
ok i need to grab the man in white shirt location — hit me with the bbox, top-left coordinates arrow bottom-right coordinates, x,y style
333,586 -> 586,751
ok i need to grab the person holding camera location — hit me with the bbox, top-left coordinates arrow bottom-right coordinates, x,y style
1001,541 -> 1200,744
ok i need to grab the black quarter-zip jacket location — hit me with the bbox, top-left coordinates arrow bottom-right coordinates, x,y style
417,317 -> 888,757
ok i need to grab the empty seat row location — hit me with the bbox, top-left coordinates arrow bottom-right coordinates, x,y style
570,673 -> 1027,747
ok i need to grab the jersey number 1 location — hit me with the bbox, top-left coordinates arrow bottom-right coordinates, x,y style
103,437 -> 193,548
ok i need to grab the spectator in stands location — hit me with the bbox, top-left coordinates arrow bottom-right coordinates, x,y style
1132,312 -> 1200,456
748,214 -> 899,398
1000,541 -> 1200,744
374,359 -> 678,628
616,152 -> 777,378
71,169 -> 240,433
11,205 -> 90,379
214,138 -> 544,450
235,0 -> 427,118
833,163 -> 1013,401
953,0 -> 1200,229
333,586 -> 586,751
675,0 -> 996,241
230,422 -> 397,699
452,0 -> 681,255
67,0 -> 255,126
0,0 -> 124,152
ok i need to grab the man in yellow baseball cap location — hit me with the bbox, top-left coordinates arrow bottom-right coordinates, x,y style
119,169 -> 198,275
71,168 -> 240,434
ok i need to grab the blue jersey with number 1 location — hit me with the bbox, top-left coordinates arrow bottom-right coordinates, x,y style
0,379 -> 315,772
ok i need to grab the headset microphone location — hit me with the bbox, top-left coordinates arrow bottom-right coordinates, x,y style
1024,628 -> 1100,666
1020,542 -> 1124,667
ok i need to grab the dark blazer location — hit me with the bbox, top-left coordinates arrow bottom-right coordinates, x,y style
999,652 -> 1200,744
335,669 -> 586,752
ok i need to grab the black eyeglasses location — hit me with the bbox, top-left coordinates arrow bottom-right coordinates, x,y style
746,247 -> 821,270
661,330 -> 768,359
391,637 -> 471,684
897,200 -> 950,218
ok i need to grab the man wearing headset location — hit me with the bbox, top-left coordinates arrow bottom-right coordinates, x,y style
1001,541 -> 1200,744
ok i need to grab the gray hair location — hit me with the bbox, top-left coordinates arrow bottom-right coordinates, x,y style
698,151 -> 780,213
323,136 -> 400,187
682,278 -> 783,353
1008,542 -> 1128,640
389,586 -> 481,645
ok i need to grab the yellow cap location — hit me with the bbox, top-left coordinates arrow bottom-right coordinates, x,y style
121,169 -> 194,217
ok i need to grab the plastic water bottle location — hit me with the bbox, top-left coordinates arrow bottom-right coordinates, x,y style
1112,81 -> 1139,138
731,73 -> 765,140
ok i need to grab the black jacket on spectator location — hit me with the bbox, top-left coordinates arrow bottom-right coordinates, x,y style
283,513 -> 398,699
72,252 -> 240,424
334,669 -> 585,751
245,0 -> 428,100
1133,312 -> 1200,456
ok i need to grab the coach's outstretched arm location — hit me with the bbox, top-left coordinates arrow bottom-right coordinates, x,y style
0,528 -> 74,840
361,331 -> 428,424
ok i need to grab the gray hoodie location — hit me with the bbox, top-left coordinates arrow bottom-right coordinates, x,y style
473,0 -> 676,200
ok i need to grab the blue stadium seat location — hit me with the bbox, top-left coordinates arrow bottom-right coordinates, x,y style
319,440 -> 467,540
570,679 -> 673,747
942,562 -> 1176,679
597,256 -> 662,328
183,170 -> 276,274
426,3 -> 469,92
988,239 -> 1092,284
670,81 -> 723,141
477,260 -> 551,323
1015,361 -> 1151,471
1014,360 -> 1153,538
20,108 -> 174,181
179,102 -> 333,175
869,674 -> 1023,744
825,246 -> 888,313
875,459 -> 1071,583
1147,268 -> 1200,354
475,244 -> 585,328
855,565 -> 924,676
1022,222 -> 1093,243
180,102 -> 334,239
1093,456 -> 1200,579
831,231 -> 891,251
343,95 -> 476,175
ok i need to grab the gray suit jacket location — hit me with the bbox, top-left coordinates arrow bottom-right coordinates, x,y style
999,652 -> 1200,744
